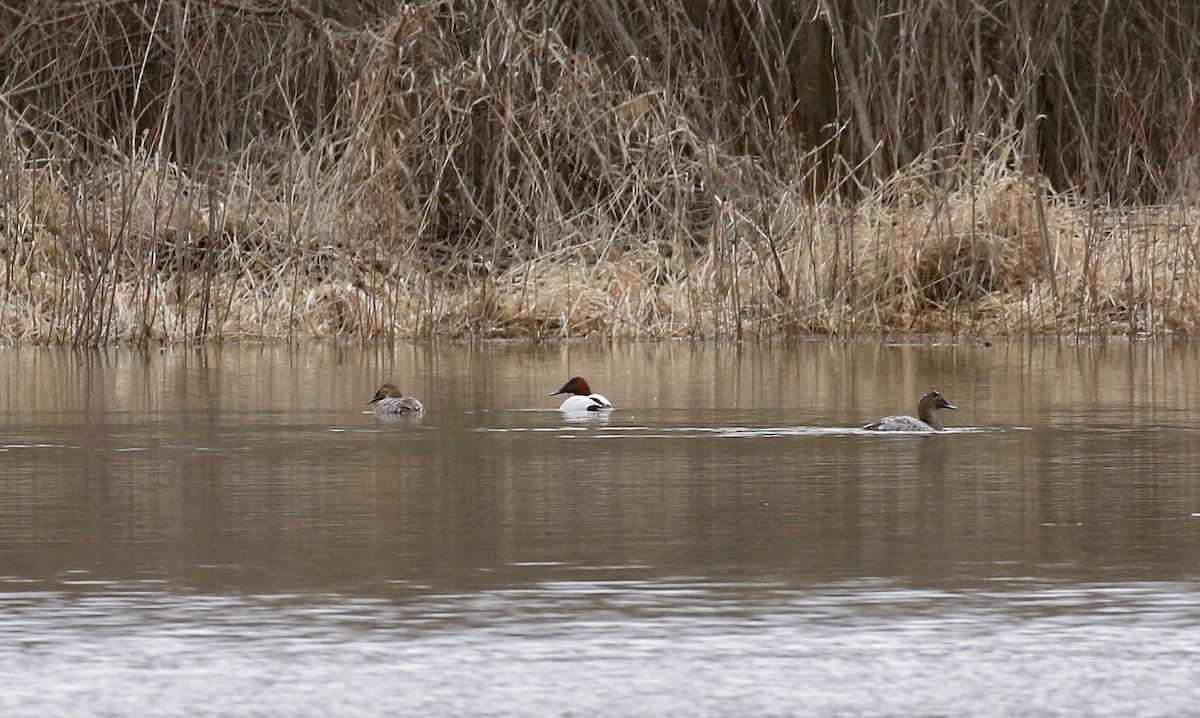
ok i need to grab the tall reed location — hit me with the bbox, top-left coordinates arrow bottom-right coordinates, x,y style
0,0 -> 1198,344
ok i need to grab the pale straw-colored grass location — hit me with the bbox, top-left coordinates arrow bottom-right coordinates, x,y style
4,140 -> 1200,343
2,1 -> 1199,345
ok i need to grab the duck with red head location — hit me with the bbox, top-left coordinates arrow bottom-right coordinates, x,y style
550,376 -> 613,412
368,383 -> 424,415
863,390 -> 957,432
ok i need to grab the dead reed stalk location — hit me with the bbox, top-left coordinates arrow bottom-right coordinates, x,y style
0,1 -> 1198,345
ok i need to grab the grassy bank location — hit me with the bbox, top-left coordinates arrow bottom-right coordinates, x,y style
2,1 -> 1199,344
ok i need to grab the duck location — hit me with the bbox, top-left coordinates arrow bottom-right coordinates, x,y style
863,390 -> 957,432
550,376 -> 613,412
367,383 -> 424,415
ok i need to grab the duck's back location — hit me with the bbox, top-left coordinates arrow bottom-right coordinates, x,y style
863,415 -> 935,432
374,396 -> 424,415
559,393 -> 612,412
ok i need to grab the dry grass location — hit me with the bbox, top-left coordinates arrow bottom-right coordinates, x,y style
1,1 -> 1199,345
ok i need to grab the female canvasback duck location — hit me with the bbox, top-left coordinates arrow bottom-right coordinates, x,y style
550,376 -> 614,412
863,390 -> 957,432
368,383 -> 424,415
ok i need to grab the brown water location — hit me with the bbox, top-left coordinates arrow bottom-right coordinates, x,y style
2,341 -> 1200,716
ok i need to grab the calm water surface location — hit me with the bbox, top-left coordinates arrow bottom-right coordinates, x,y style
2,341 -> 1199,716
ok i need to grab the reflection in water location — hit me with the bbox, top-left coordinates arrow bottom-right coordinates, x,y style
1,342 -> 1200,715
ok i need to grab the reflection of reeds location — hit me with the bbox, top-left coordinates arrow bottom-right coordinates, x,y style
1,1 -> 1199,344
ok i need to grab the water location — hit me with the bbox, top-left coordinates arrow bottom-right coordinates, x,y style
2,341 -> 1199,716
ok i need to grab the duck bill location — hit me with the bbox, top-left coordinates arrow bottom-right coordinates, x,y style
943,402 -> 958,410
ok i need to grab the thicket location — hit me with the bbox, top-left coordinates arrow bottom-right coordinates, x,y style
2,0 -> 1198,344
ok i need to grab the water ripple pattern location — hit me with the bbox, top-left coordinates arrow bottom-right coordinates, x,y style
0,578 -> 1198,717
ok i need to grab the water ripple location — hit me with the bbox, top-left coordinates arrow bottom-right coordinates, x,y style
0,577 -> 1198,717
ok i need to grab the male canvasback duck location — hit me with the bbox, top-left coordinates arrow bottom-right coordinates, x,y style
368,383 -> 424,415
863,390 -> 957,432
550,376 -> 613,412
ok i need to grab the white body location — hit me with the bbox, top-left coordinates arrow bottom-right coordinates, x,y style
558,393 -> 613,412
373,396 -> 424,415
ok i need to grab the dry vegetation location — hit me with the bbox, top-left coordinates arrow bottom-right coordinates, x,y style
2,0 -> 1199,345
